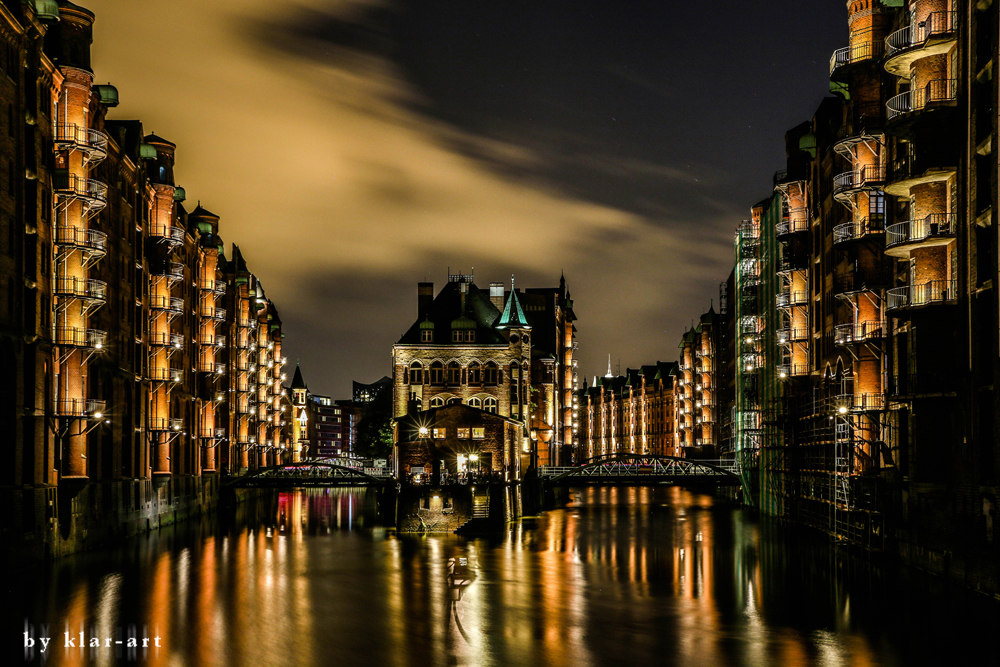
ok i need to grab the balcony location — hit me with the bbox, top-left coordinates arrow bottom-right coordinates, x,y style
199,305 -> 225,321
835,268 -> 887,294
835,393 -> 885,413
54,174 -> 108,213
776,208 -> 809,238
830,39 -> 884,78
150,224 -> 186,247
55,327 -> 106,349
777,364 -> 809,379
151,261 -> 184,281
885,12 -> 958,77
149,417 -> 184,432
834,322 -> 884,346
150,294 -> 184,315
55,124 -> 109,164
886,280 -> 957,311
55,226 -> 108,258
777,255 -> 807,275
833,216 -> 884,245
776,328 -> 808,345
54,276 -> 107,304
885,213 -> 956,256
149,331 -> 184,348
53,398 -> 106,418
885,153 -> 957,197
776,291 -> 808,309
148,367 -> 183,383
197,359 -> 226,375
199,427 -> 226,439
887,79 -> 958,122
833,165 -> 886,201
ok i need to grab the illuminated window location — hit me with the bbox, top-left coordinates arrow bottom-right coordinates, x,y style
468,397 -> 482,409
433,428 -> 446,439
472,428 -> 485,439
430,397 -> 445,408
484,398 -> 498,414
409,362 -> 422,384
457,428 -> 470,439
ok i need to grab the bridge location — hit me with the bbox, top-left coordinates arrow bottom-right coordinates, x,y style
226,460 -> 392,488
539,454 -> 740,486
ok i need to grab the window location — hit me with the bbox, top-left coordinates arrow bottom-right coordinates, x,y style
409,362 -> 423,384
430,361 -> 444,385
465,330 -> 475,342
457,428 -> 470,439
468,397 -> 482,409
484,362 -> 498,385
473,428 -> 485,439
510,334 -> 519,343
447,361 -> 461,385
433,428 -> 446,439
468,362 -> 481,386
421,329 -> 433,342
431,397 -> 444,408
484,398 -> 498,414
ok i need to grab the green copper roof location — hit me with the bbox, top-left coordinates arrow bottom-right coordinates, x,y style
497,288 -> 530,329
451,315 -> 476,330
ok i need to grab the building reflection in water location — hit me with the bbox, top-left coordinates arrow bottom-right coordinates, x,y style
9,486 -> 997,666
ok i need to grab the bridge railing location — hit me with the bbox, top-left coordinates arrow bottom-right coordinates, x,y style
539,458 -> 739,479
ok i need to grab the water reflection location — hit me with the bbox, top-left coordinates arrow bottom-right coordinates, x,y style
7,486 -> 1000,666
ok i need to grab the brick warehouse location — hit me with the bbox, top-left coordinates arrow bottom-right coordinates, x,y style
392,271 -> 578,470
685,0 -> 1000,595
0,1 -> 295,557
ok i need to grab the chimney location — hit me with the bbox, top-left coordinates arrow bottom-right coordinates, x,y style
418,282 -> 433,318
490,282 -> 504,311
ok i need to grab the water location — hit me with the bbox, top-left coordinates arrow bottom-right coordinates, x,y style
6,486 -> 999,666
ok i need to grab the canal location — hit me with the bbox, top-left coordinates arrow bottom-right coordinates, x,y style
7,486 -> 999,666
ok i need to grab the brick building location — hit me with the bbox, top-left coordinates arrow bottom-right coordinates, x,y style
0,0 -> 291,557
576,361 -> 677,461
391,271 -> 577,469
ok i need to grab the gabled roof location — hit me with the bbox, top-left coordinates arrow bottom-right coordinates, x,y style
396,281 -> 506,345
497,288 -> 530,329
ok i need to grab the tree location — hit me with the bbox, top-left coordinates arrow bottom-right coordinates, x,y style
355,384 -> 393,459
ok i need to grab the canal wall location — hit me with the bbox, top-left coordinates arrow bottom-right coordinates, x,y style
0,475 -> 259,559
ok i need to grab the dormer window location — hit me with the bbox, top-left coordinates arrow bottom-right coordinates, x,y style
421,330 -> 433,342
451,330 -> 473,342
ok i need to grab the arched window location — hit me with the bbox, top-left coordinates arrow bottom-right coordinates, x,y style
468,361 -> 482,386
448,397 -> 461,405
447,361 -> 461,385
484,361 -> 498,386
468,397 -> 482,409
484,397 -> 498,414
409,362 -> 422,385
430,361 -> 444,385
430,397 -> 445,408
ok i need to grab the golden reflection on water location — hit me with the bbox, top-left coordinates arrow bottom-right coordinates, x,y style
16,486 -> 939,666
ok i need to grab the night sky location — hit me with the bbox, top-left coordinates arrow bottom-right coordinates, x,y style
85,0 -> 846,397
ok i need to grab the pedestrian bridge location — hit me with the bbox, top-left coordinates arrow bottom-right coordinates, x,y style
226,460 -> 392,488
539,454 -> 740,485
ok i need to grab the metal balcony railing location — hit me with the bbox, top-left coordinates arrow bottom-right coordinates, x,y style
53,398 -> 106,418
150,295 -> 184,314
776,291 -> 808,308
887,280 -> 957,310
149,225 -> 186,245
55,226 -> 108,254
55,327 -> 106,349
54,276 -> 107,302
835,393 -> 885,413
199,305 -> 225,321
55,174 -> 108,208
834,322 -> 884,345
148,367 -> 183,383
55,124 -> 109,163
830,39 -> 884,75
887,79 -> 958,120
885,213 -> 956,250
149,417 -> 184,432
886,11 -> 957,56
777,364 -> 809,379
833,166 -> 886,196
151,261 -> 184,280
149,331 -> 183,348
776,328 -> 808,344
833,216 -> 884,244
